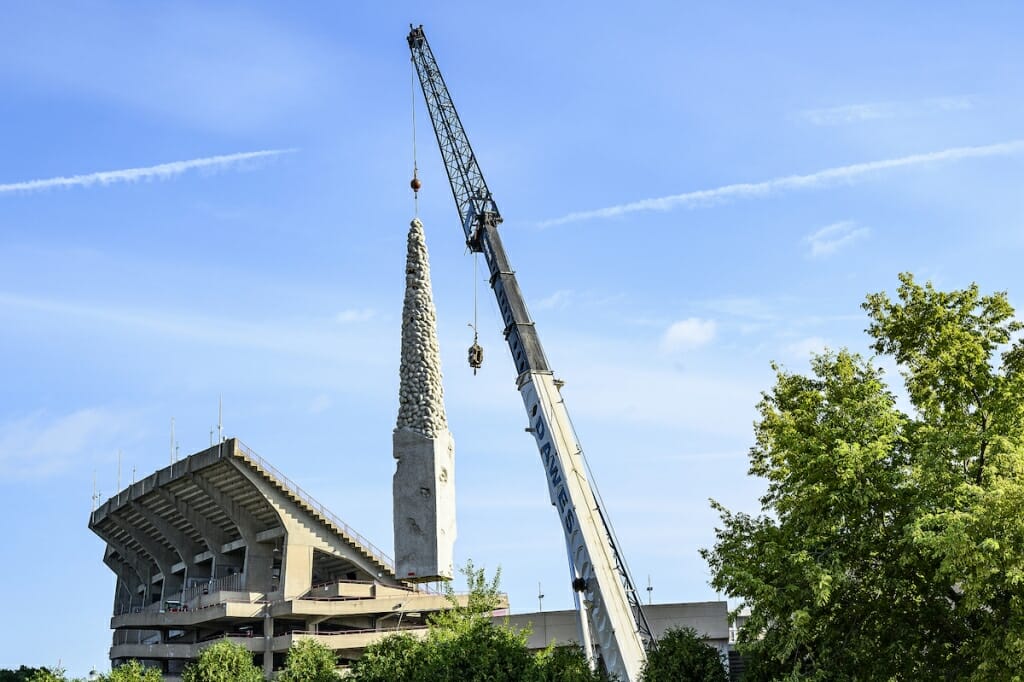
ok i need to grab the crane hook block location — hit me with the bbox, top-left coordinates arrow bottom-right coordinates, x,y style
468,341 -> 484,373
410,175 -> 422,192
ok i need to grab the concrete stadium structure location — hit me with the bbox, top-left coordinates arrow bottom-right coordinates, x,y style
505,602 -> 743,680
88,438 -> 485,677
507,601 -> 730,655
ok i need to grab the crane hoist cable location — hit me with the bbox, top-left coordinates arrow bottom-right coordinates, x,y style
409,52 -> 483,374
468,252 -> 483,374
409,57 -> 421,212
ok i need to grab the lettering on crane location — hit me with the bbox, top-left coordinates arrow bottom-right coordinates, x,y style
527,382 -> 620,672
529,398 -> 576,534
489,276 -> 530,374
507,327 -> 529,375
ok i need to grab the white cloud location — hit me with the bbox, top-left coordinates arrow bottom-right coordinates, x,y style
538,139 -> 1024,227
0,150 -> 295,194
661,318 -> 717,352
805,221 -> 870,257
783,336 -> 829,360
0,291 -> 386,361
335,308 -> 375,323
534,290 -> 574,310
799,96 -> 975,125
0,408 -> 135,478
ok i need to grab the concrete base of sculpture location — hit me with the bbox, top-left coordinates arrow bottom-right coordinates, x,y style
393,427 -> 456,582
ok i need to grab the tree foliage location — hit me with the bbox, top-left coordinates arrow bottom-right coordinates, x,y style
27,667 -> 74,682
278,639 -> 338,682
702,273 -> 1024,680
349,562 -> 609,682
181,640 -> 263,682
534,644 -> 606,682
640,627 -> 727,682
1,668 -> 44,682
102,661 -> 162,682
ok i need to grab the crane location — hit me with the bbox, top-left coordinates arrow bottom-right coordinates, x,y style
407,25 -> 654,680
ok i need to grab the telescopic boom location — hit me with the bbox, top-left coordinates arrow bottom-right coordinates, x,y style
408,25 -> 653,681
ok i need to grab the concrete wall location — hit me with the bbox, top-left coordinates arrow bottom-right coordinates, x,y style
392,428 -> 456,582
502,601 -> 730,651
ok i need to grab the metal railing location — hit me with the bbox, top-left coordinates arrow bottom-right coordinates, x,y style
179,572 -> 246,604
289,626 -> 430,637
234,441 -> 396,572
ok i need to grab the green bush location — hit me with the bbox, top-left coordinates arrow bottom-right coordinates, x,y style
181,640 -> 263,682
350,562 -> 614,682
641,627 -> 727,682
104,661 -> 163,682
278,639 -> 338,682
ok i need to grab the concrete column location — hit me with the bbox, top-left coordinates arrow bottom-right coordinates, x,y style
108,514 -> 182,601
263,609 -> 274,678
393,217 -> 457,582
153,487 -> 230,575
104,550 -> 143,615
189,472 -> 274,593
281,542 -> 313,599
393,428 -> 456,580
131,501 -> 207,583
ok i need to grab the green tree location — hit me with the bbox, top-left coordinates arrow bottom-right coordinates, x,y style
181,640 -> 263,682
702,274 -> 1024,680
640,627 -> 727,682
1,667 -> 44,682
101,661 -> 162,682
27,667 -> 74,682
350,561 -> 611,682
346,633 -> 422,682
423,615 -> 536,681
278,639 -> 338,682
534,644 -> 607,682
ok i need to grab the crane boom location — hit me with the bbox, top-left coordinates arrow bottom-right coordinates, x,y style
407,26 -> 653,680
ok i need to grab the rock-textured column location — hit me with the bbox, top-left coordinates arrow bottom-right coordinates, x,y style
393,217 -> 456,582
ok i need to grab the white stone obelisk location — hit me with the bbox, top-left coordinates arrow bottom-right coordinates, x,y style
393,217 -> 456,582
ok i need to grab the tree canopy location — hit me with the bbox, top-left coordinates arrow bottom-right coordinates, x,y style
640,627 -> 727,682
21,661 -> 160,682
1,668 -> 43,682
102,661 -> 162,682
0,668 -> 41,682
180,640 -> 263,682
702,273 -> 1024,680
278,639 -> 338,682
349,561 -> 608,682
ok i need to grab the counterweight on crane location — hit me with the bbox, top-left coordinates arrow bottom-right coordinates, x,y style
407,25 -> 654,681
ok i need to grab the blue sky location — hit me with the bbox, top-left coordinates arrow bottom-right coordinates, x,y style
2,1 -> 1023,675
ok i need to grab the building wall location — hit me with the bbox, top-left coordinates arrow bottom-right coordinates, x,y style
502,600 -> 731,651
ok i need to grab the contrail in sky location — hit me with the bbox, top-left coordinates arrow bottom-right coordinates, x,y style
0,149 -> 296,194
538,140 -> 1024,227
